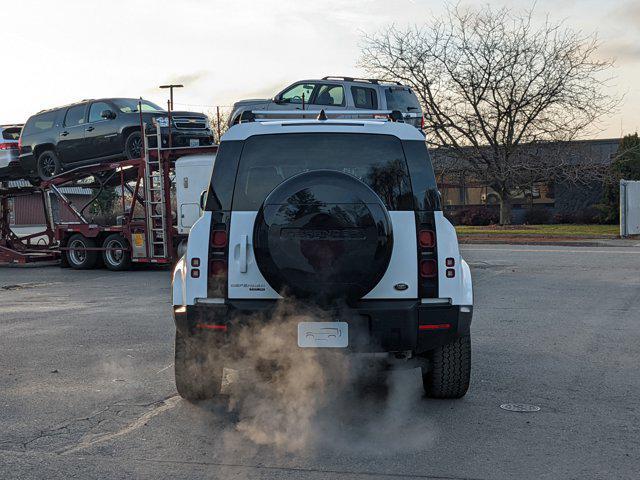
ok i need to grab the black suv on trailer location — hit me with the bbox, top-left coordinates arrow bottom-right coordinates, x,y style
19,98 -> 213,180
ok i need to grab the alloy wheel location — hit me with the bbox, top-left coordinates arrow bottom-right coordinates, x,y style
39,154 -> 57,178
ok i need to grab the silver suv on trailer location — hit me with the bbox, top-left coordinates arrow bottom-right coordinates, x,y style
0,124 -> 23,180
228,76 -> 423,129
173,110 -> 473,402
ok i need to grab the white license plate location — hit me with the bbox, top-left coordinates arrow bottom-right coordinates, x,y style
189,139 -> 200,147
298,322 -> 348,348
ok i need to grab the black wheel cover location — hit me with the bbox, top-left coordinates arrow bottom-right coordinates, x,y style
253,170 -> 393,302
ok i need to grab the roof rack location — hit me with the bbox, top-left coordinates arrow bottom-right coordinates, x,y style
252,109 -> 391,117
322,76 -> 403,86
243,109 -> 405,123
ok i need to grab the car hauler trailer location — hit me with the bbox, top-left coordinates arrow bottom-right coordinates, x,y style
0,183 -> 58,264
0,124 -> 216,269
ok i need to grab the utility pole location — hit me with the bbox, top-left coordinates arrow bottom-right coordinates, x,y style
159,84 -> 183,110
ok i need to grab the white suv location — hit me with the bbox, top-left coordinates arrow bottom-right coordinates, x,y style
172,111 -> 473,401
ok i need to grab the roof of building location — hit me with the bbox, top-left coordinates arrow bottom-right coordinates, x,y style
430,138 -> 621,171
7,180 -> 93,195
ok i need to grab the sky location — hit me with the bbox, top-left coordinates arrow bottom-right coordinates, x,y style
1,0 -> 638,139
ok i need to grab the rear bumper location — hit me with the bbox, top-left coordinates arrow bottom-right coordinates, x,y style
0,151 -> 26,179
173,299 -> 472,354
17,152 -> 36,174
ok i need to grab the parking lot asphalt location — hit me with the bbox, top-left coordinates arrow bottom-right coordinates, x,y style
1,244 -> 639,480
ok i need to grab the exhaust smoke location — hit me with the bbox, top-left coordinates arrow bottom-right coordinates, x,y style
186,299 -> 436,454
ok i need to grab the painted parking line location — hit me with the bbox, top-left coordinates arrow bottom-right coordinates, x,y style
155,363 -> 174,375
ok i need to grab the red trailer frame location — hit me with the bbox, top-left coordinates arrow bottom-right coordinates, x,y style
0,142 -> 217,267
0,184 -> 57,264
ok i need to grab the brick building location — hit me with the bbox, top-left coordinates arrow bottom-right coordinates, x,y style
432,138 -> 619,223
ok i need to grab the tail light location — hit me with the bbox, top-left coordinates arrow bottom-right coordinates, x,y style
418,230 -> 435,248
17,136 -> 21,152
420,116 -> 425,130
419,323 -> 450,331
211,230 -> 227,248
416,216 -> 438,298
209,259 -> 227,276
0,142 -> 18,150
207,222 -> 229,298
446,257 -> 457,277
420,259 -> 437,278
195,323 -> 227,332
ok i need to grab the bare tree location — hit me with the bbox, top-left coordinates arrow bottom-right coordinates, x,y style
360,5 -> 618,224
207,107 -> 231,144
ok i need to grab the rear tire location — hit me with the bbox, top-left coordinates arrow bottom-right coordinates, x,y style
101,234 -> 132,271
174,330 -> 222,402
124,131 -> 143,160
65,234 -> 98,270
36,150 -> 61,180
422,335 -> 471,399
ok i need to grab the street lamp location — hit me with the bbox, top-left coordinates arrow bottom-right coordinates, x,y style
159,84 -> 183,111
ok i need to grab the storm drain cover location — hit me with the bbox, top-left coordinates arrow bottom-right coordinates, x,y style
500,403 -> 541,412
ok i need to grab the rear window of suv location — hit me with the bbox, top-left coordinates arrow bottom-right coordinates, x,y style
232,133 -> 414,211
385,88 -> 421,112
2,127 -> 21,140
22,110 -> 59,136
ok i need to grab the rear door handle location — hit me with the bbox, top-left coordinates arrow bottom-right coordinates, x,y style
85,126 -> 95,132
239,234 -> 248,273
60,131 -> 69,137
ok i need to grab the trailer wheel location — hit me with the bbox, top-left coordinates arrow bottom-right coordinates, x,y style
124,131 -> 143,160
66,234 -> 98,270
102,234 -> 132,271
37,150 -> 61,180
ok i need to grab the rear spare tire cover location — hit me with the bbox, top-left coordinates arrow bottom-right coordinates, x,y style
253,170 -> 393,301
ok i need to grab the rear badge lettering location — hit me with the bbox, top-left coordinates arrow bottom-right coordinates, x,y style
231,283 -> 266,291
394,283 -> 409,291
280,228 -> 366,241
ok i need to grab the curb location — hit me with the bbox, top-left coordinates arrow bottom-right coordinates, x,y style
458,236 -> 637,247
459,239 -> 606,247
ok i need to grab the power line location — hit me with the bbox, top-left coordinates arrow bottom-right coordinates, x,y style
173,102 -> 234,109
